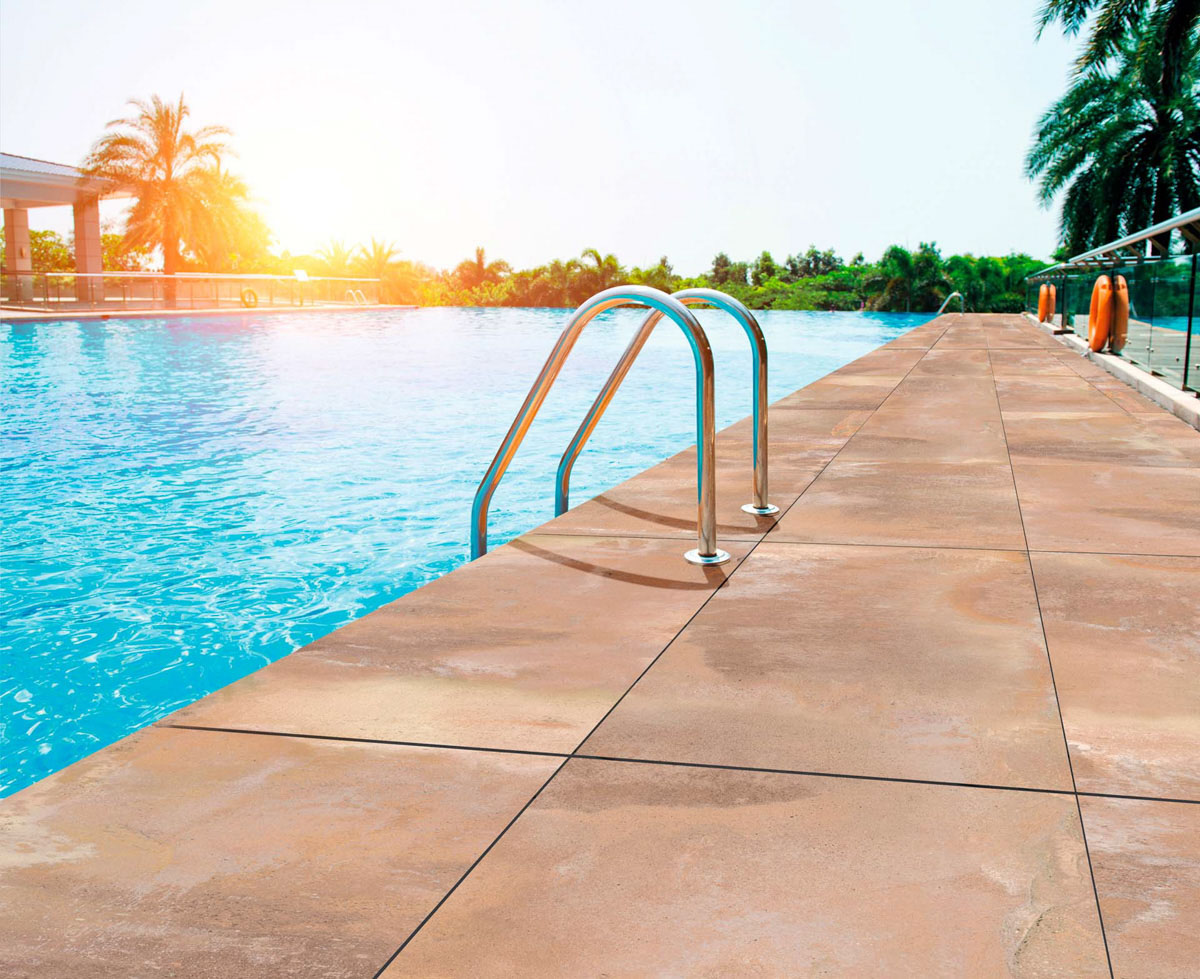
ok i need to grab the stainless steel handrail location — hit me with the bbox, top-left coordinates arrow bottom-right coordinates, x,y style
471,285 -> 729,566
936,291 -> 965,315
555,288 -> 775,520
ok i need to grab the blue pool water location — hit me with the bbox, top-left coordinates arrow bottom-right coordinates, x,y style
1,307 -> 925,795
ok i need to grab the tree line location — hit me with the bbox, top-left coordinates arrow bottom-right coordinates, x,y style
358,244 -> 1042,312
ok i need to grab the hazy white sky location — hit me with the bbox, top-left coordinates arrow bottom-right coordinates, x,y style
0,0 -> 1081,272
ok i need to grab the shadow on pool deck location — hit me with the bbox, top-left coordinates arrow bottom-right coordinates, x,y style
2,314 -> 1197,978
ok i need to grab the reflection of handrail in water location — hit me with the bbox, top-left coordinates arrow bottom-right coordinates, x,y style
471,285 -> 727,566
936,291 -> 965,315
555,287 -> 775,519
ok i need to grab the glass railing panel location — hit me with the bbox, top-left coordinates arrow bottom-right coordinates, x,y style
1146,256 -> 1192,387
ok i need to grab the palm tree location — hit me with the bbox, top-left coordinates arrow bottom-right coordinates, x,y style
577,248 -> 625,296
453,247 -> 511,290
354,238 -> 399,280
83,94 -> 232,293
189,163 -> 270,271
316,240 -> 355,277
1025,21 -> 1200,254
1038,0 -> 1199,101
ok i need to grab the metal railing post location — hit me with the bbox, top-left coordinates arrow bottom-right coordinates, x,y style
471,285 -> 727,565
555,287 -> 775,519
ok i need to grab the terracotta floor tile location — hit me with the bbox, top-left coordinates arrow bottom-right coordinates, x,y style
167,535 -> 749,753
838,402 -> 1009,464
0,728 -> 558,979
1013,461 -> 1200,555
996,375 -> 1127,413
770,460 -> 1026,549
911,348 -> 993,374
384,760 -> 1107,978
583,543 -> 1072,789
1032,552 -> 1200,799
831,346 -> 926,375
1081,797 -> 1200,979
773,373 -> 905,410
1098,383 -> 1163,413
1136,413 -> 1200,463
883,373 -> 1004,416
989,350 -> 1078,376
1003,411 -> 1197,468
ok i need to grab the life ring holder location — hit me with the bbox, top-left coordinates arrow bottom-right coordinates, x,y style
240,287 -> 259,309
1087,275 -> 1112,352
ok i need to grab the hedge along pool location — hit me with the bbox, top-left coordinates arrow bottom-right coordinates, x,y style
0,307 -> 927,794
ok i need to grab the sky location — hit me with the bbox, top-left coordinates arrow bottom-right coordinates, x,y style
0,0 -> 1082,273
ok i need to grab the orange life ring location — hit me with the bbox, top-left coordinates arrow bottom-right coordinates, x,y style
1109,275 -> 1129,353
1037,283 -> 1049,321
1046,283 -> 1056,323
240,287 -> 258,308
1087,275 -> 1112,352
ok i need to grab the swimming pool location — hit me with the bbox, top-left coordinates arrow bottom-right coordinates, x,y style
1,307 -> 925,795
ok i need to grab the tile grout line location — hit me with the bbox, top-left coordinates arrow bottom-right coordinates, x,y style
369,753 -> 572,978
987,345 -> 1115,979
161,723 -> 1200,806
368,318 -> 947,973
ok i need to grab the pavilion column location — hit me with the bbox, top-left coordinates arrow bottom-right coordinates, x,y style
3,207 -> 32,303
73,196 -> 102,303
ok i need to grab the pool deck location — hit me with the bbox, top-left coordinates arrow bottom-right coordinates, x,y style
3,313 -> 1198,977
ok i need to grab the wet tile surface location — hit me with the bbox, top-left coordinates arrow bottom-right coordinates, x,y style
1082,797 -> 1200,979
168,534 -> 750,753
385,760 -> 1108,978
0,727 -> 559,979
1032,552 -> 1200,800
583,543 -> 1073,789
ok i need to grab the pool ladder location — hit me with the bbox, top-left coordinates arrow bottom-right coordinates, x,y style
936,291 -> 965,315
471,286 -> 773,565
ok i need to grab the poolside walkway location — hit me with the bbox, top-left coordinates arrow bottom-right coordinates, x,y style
3,314 -> 1198,977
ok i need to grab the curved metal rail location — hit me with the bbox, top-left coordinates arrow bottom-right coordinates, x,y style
555,288 -> 775,520
936,291 -> 965,315
471,285 -> 728,565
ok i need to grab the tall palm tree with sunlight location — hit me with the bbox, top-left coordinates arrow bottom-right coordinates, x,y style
83,95 -> 234,295
354,238 -> 399,279
1025,19 -> 1200,253
578,248 -> 625,295
453,247 -> 510,290
317,240 -> 355,277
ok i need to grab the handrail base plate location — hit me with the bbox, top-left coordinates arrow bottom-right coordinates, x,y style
684,548 -> 732,566
741,503 -> 780,516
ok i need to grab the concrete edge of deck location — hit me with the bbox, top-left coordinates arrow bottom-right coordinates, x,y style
1025,311 -> 1200,429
